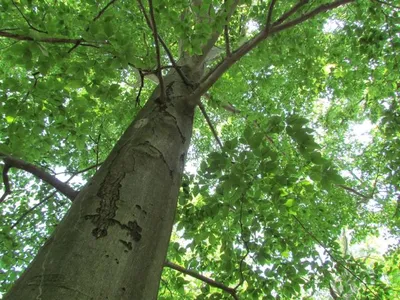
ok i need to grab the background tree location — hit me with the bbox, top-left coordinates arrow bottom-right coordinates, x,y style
0,0 -> 399,299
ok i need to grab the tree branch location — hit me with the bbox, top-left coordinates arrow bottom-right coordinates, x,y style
337,184 -> 371,200
0,153 -> 78,201
266,0 -> 277,30
0,30 -> 106,47
0,165 -> 11,203
10,162 -> 100,228
67,0 -> 118,53
373,0 -> 400,9
292,215 -> 379,298
10,190 -> 57,229
137,0 -> 166,102
198,103 -> 223,149
223,0 -> 232,57
92,0 -> 118,22
190,0 -> 354,101
157,36 -> 192,86
164,260 -> 238,299
273,0 -> 353,32
203,93 -> 241,114
197,0 -> 240,67
126,5 -> 190,88
272,0 -> 309,27
224,25 -> 231,56
135,69 -> 145,106
222,103 -> 241,114
234,195 -> 250,290
12,0 -> 48,34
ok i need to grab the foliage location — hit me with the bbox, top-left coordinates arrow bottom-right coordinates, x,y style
0,0 -> 399,299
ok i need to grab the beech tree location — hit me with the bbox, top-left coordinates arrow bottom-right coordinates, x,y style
1,0 -> 399,299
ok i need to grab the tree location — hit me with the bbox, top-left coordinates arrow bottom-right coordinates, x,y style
0,0 -> 399,299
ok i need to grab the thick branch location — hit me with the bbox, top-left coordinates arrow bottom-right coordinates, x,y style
148,0 -> 165,101
198,103 -> 223,149
197,0 -> 240,67
164,260 -> 238,299
0,165 -> 11,203
190,0 -> 353,100
266,0 -> 277,29
223,0 -> 232,56
0,30 -> 106,46
0,153 -> 78,201
224,25 -> 231,56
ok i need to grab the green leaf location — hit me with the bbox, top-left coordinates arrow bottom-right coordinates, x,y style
284,199 -> 294,207
5,116 -> 15,123
249,132 -> 263,149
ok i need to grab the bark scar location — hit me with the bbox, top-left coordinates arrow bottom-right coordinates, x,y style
85,170 -> 125,239
163,109 -> 186,144
134,142 -> 173,178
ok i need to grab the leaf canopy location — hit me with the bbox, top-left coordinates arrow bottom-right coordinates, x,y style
1,0 -> 399,299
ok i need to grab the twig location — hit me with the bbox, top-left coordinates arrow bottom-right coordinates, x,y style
0,152 -> 78,201
373,0 -> 400,9
198,103 -> 223,149
160,278 -> 174,298
222,103 -> 241,114
272,0 -> 309,27
203,94 -> 241,114
22,71 -> 40,102
0,27 -> 20,31
190,0 -> 354,101
95,133 -> 101,171
137,0 -> 166,102
234,198 -> 249,290
198,0 -> 240,67
10,191 -> 57,229
68,0 -> 117,53
0,30 -> 106,46
12,0 -> 48,34
292,215 -> 380,299
10,162 -> 102,228
164,260 -> 239,300
71,162 -> 103,175
337,184 -> 371,200
273,0 -> 354,33
55,162 -> 103,176
67,40 -> 82,53
157,36 -> 192,86
92,0 -> 118,22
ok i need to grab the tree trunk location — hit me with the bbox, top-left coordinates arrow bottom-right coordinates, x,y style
5,69 -> 199,300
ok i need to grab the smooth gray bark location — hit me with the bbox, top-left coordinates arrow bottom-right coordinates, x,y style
5,70 -> 199,300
